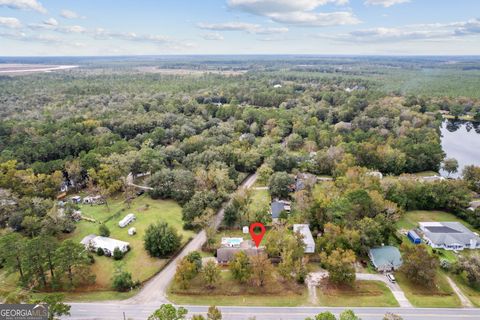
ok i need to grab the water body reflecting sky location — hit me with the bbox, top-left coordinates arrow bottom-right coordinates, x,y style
440,120 -> 480,177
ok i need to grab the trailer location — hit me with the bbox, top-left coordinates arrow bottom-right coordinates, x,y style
408,230 -> 422,244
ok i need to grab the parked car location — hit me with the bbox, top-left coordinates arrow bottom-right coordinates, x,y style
136,190 -> 145,196
386,273 -> 396,283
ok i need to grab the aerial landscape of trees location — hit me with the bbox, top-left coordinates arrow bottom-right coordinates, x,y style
1,56 -> 480,305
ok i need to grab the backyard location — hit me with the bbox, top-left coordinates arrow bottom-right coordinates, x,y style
65,194 -> 195,291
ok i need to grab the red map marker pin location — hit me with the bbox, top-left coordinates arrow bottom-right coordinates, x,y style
249,222 -> 266,248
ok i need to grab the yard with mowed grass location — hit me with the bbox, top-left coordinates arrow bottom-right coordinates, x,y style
396,272 -> 461,307
65,195 -> 195,291
315,280 -> 399,307
248,188 -> 270,212
452,274 -> 480,307
168,270 -> 308,307
397,210 -> 478,232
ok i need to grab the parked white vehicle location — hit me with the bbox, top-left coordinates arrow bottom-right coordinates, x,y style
386,273 -> 396,283
119,213 -> 136,228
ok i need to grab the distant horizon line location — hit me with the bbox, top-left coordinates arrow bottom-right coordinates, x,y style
1,54 -> 480,59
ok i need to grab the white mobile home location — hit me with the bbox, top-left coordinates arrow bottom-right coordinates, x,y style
80,234 -> 130,256
119,213 -> 136,228
293,224 -> 315,253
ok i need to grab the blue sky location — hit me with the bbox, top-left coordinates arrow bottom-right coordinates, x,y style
0,0 -> 480,56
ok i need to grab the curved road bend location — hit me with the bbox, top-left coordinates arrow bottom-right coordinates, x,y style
125,173 -> 258,305
66,173 -> 479,319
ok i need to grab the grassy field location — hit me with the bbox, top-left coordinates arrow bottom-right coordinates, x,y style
248,188 -> 270,212
316,281 -> 398,307
396,272 -> 461,308
168,269 -> 308,307
396,210 -> 478,232
65,195 -> 195,291
452,274 -> 480,307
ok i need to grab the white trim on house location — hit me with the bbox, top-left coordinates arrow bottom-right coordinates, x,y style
419,222 -> 480,251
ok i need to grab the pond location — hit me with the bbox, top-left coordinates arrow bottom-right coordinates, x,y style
440,120 -> 480,177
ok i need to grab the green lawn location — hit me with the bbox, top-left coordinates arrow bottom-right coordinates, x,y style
396,272 -> 461,308
316,281 -> 399,307
65,195 -> 195,291
312,181 -> 337,201
452,274 -> 480,307
168,270 -> 307,307
248,188 -> 270,212
397,210 -> 478,232
30,289 -> 140,303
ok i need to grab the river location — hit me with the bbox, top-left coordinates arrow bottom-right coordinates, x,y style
440,120 -> 480,177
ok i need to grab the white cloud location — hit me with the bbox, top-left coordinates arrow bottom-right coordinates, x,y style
0,0 -> 46,13
0,31 -> 62,43
268,11 -> 359,27
349,27 -> 445,42
43,17 -> 58,26
364,0 -> 409,7
337,18 -> 480,43
227,0 -> 358,27
0,16 -> 21,28
58,25 -> 86,33
93,28 -> 176,45
60,9 -> 83,19
228,0 -> 348,15
454,19 -> 480,36
201,32 -> 224,41
198,21 -> 288,34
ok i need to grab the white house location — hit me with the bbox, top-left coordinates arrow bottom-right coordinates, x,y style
119,213 -> 136,228
293,224 -> 315,253
80,234 -> 130,256
419,222 -> 480,251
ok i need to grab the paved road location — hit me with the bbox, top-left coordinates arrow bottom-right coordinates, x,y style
67,303 -> 480,320
124,173 -> 258,305
65,172 -> 479,319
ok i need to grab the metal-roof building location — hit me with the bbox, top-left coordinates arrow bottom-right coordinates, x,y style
419,222 -> 480,251
369,246 -> 403,272
293,224 -> 315,253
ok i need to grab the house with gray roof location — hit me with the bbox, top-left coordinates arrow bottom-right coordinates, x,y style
419,222 -> 480,251
270,200 -> 291,221
369,246 -> 403,272
216,240 -> 264,264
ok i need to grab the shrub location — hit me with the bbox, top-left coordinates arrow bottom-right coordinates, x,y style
112,271 -> 134,292
99,224 -> 110,237
186,251 -> 202,273
144,222 -> 182,258
96,247 -> 104,256
113,247 -> 124,260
